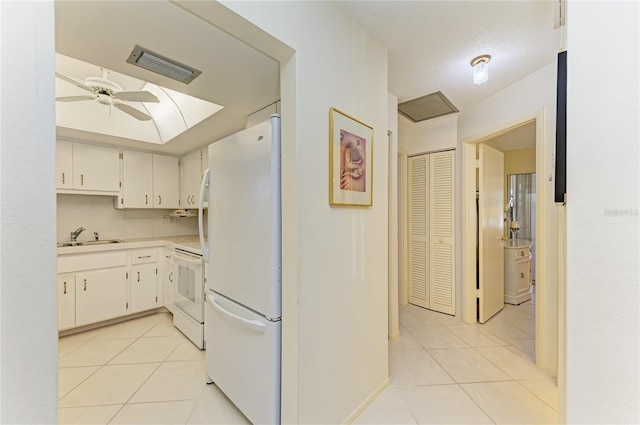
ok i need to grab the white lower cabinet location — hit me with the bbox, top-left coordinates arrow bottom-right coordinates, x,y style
57,246 -> 165,331
75,267 -> 128,327
57,274 -> 76,330
130,263 -> 159,313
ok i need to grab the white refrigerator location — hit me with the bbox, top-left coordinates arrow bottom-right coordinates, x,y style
198,115 -> 281,424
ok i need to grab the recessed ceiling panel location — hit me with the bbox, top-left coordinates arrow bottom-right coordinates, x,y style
398,91 -> 458,123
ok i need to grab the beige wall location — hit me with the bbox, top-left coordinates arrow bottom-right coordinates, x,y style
503,147 -> 536,211
504,147 -> 536,176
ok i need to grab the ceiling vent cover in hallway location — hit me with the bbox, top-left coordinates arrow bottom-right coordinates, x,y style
127,45 -> 202,84
398,91 -> 459,123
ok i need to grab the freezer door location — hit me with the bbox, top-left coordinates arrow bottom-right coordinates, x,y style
207,116 -> 281,319
205,291 -> 281,424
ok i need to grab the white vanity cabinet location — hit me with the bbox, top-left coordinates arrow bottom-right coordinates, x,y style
129,248 -> 160,313
504,240 -> 532,305
57,274 -> 76,330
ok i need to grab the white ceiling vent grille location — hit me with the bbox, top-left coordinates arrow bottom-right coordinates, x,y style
398,91 -> 458,123
127,45 -> 202,84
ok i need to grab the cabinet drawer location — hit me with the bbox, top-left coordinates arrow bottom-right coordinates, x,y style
58,251 -> 127,274
516,248 -> 530,258
131,249 -> 157,264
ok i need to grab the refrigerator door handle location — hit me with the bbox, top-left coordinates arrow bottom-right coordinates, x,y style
199,168 -> 210,262
206,292 -> 266,334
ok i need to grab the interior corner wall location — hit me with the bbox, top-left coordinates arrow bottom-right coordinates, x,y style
566,2 -> 640,422
219,2 -> 390,424
0,1 -> 58,422
457,61 -> 559,376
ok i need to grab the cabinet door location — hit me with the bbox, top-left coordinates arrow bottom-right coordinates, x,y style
130,263 -> 158,313
163,252 -> 174,313
56,140 -> 73,189
180,149 -> 202,208
73,143 -> 120,192
121,150 -> 153,208
153,154 -> 180,208
75,267 -> 128,326
57,274 -> 76,330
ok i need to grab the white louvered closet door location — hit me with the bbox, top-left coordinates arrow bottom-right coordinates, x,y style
408,155 -> 429,308
429,151 -> 455,315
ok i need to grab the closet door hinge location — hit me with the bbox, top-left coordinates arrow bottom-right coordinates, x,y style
475,159 -> 480,168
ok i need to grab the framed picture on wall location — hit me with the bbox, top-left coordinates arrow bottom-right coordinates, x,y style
329,107 -> 374,206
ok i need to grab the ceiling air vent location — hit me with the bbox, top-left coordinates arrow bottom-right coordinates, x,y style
398,91 -> 458,123
126,45 -> 202,84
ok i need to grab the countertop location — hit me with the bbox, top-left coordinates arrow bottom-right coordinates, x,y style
503,239 -> 532,249
56,235 -> 200,255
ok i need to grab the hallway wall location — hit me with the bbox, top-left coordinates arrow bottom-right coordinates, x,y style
566,2 -> 639,422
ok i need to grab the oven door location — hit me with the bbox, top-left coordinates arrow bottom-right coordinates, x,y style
173,250 -> 204,324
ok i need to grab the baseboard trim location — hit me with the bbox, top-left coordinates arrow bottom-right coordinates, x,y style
343,377 -> 391,424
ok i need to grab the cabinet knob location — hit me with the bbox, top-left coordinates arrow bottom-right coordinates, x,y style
62,172 -> 65,185
145,194 -> 148,205
83,278 -> 87,291
63,281 -> 67,294
80,174 -> 84,186
439,238 -> 444,243
158,195 -> 162,205
137,271 -> 140,282
520,272 -> 525,278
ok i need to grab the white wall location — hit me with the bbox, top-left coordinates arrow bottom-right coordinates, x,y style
399,114 -> 458,154
0,1 -> 58,422
458,62 -> 559,375
213,2 -> 390,423
566,2 -> 640,422
56,194 -> 199,242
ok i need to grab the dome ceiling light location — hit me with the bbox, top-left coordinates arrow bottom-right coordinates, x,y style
470,54 -> 491,85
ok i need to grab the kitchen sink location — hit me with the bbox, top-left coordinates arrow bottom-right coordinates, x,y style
57,239 -> 124,247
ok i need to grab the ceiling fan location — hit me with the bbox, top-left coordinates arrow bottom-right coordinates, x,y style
55,68 -> 159,121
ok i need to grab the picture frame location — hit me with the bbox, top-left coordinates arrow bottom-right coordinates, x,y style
329,107 -> 374,206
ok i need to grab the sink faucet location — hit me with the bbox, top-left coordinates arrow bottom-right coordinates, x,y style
70,227 -> 85,242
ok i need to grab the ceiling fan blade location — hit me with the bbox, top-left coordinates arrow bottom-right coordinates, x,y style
55,72 -> 94,92
56,95 -> 97,102
114,90 -> 159,103
113,102 -> 152,121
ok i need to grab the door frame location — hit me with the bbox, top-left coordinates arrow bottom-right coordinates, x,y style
461,110 -> 547,367
398,149 -> 409,305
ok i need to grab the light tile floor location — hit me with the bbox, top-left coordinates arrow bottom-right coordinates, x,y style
356,301 -> 558,424
59,302 -> 556,424
58,312 -> 250,425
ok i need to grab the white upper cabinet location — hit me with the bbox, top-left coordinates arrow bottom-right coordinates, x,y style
56,141 -> 120,193
153,154 -> 180,209
119,151 -> 180,209
120,150 -> 153,209
73,143 -> 120,192
56,140 -> 74,190
180,149 -> 203,208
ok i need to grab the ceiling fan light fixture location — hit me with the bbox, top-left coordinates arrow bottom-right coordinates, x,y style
471,54 -> 491,85
127,45 -> 202,84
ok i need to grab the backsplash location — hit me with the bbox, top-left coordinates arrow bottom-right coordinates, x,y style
56,194 -> 200,243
